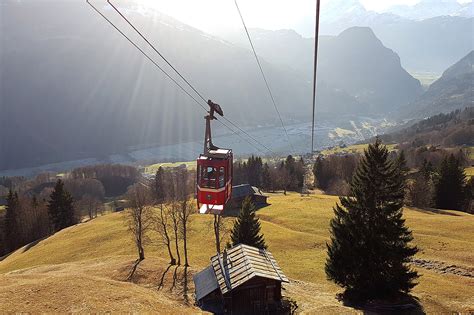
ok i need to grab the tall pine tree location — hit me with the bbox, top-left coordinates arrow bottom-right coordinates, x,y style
313,156 -> 325,189
48,179 -> 75,232
5,190 -> 20,252
154,167 -> 166,204
435,154 -> 467,211
261,163 -> 272,191
230,197 -> 267,249
326,139 -> 418,302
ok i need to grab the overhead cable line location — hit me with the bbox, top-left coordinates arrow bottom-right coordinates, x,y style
311,0 -> 321,153
86,0 -> 206,112
87,0 -> 274,156
234,0 -> 295,154
104,0 -> 277,156
107,0 -> 275,156
107,0 -> 208,104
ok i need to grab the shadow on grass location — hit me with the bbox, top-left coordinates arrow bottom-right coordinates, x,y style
0,236 -> 48,261
170,265 -> 179,292
340,293 -> 425,315
20,237 -> 48,253
157,263 -> 173,290
0,251 -> 13,262
409,207 -> 462,216
181,266 -> 189,305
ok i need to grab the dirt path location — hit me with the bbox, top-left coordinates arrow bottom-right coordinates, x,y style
411,258 -> 474,278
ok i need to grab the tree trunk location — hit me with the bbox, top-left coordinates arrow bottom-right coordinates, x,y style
160,205 -> 176,265
88,204 -> 93,220
127,257 -> 143,281
183,219 -> 188,267
137,208 -> 145,260
214,214 -> 221,253
174,228 -> 181,265
172,210 -> 181,265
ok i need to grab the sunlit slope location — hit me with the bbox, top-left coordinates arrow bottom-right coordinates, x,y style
1,193 -> 473,312
466,166 -> 474,177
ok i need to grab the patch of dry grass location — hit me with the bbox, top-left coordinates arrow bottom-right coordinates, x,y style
321,143 -> 397,156
143,161 -> 196,174
465,166 -> 474,177
1,193 -> 473,312
0,256 -> 203,313
467,147 -> 474,160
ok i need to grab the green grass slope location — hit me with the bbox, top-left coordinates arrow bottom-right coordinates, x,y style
1,193 -> 473,312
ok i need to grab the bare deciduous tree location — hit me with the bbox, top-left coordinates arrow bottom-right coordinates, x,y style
125,183 -> 153,280
176,168 -> 193,267
170,201 -> 181,265
154,204 -> 176,265
152,167 -> 176,265
77,194 -> 104,220
210,214 -> 231,253
179,200 -> 193,266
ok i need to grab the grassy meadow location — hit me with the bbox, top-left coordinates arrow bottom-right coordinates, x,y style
0,192 -> 473,312
466,166 -> 474,177
321,143 -> 397,156
468,146 -> 474,160
143,161 -> 196,174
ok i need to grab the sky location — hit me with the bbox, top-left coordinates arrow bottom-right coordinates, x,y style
133,0 -> 472,36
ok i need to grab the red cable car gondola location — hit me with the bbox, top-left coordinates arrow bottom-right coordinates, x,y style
197,100 -> 233,214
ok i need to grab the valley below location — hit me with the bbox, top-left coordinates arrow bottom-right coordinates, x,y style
0,115 -> 397,177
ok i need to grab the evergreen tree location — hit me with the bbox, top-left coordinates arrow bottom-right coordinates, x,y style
434,154 -> 467,211
313,156 -> 324,188
48,179 -> 75,231
154,167 -> 166,204
5,190 -> 20,252
296,157 -> 306,190
230,197 -> 267,249
247,156 -> 263,187
261,163 -> 271,191
420,159 -> 434,178
465,177 -> 474,213
325,139 -> 419,302
285,155 -> 296,176
395,150 -> 409,178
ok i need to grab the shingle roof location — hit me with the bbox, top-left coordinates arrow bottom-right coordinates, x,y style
210,244 -> 289,295
232,184 -> 266,199
193,265 -> 219,301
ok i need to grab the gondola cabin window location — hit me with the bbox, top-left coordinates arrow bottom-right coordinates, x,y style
198,165 -> 226,189
200,166 -> 217,188
219,167 -> 225,188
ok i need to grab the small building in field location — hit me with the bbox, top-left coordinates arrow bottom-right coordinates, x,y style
228,184 -> 268,210
194,244 -> 289,314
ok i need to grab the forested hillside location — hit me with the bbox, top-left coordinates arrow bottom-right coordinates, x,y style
401,51 -> 474,119
382,107 -> 473,147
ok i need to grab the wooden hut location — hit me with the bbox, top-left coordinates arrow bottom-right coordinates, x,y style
194,244 -> 289,314
227,184 -> 268,210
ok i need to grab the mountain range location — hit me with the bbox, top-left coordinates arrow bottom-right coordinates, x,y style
384,0 -> 474,20
0,0 -> 425,170
400,50 -> 474,119
278,0 -> 474,73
